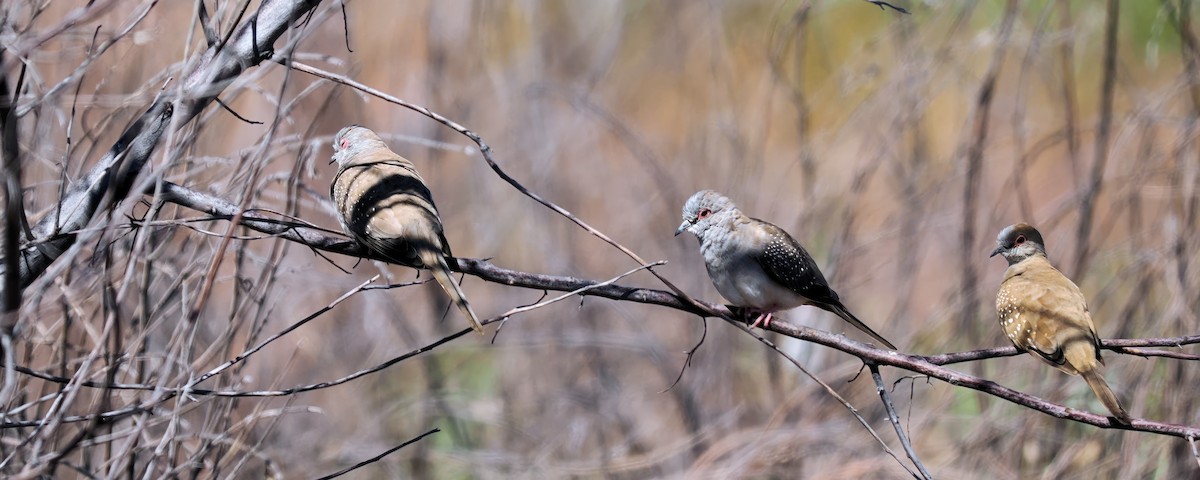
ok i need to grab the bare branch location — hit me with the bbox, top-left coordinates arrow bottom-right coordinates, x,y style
869,364 -> 931,479
0,0 -> 324,298
769,322 -> 1200,438
728,320 -> 917,476
314,428 -> 439,480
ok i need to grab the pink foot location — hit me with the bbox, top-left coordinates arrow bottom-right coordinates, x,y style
748,311 -> 774,329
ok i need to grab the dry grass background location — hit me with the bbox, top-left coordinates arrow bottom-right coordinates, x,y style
2,0 -> 1199,478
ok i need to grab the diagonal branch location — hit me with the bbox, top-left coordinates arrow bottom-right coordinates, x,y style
0,0 -> 324,299
314,428 -> 440,480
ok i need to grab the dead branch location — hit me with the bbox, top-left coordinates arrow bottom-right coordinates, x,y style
0,0 -> 323,297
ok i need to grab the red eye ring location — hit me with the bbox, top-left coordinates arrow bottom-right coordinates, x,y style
697,208 -> 712,220
1015,235 -> 1026,245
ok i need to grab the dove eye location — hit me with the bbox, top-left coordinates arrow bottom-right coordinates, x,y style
697,208 -> 712,220
1015,235 -> 1026,245
340,138 -> 351,149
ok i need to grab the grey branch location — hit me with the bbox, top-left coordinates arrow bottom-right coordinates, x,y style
0,0 -> 323,298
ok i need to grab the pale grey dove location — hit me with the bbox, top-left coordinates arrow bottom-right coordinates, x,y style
676,190 -> 896,349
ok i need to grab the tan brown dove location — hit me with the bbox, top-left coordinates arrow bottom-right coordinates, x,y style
991,223 -> 1130,424
331,125 -> 483,334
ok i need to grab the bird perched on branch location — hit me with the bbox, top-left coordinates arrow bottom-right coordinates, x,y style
991,223 -> 1131,424
675,190 -> 896,349
330,125 -> 483,335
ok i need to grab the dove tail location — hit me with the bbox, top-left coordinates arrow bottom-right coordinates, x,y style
1081,368 -> 1132,425
827,303 -> 898,350
419,248 -> 484,335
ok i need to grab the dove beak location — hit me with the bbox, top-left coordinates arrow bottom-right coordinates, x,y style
675,220 -> 691,237
989,245 -> 1004,258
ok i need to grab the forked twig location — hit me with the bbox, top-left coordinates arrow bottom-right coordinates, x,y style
731,321 -> 919,478
869,363 -> 931,479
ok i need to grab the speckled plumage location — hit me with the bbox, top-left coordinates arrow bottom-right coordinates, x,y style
331,125 -> 483,335
676,190 -> 896,349
991,223 -> 1130,423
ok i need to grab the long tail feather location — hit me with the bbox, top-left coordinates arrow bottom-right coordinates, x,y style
828,303 -> 898,350
420,248 -> 483,335
1081,369 -> 1132,424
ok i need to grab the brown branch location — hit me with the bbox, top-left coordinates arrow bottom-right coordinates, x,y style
919,346 -> 1022,365
769,322 -> 1200,438
1107,346 -> 1200,361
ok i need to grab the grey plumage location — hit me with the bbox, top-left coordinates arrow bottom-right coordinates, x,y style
676,190 -> 897,349
991,223 -> 1130,424
331,125 -> 483,335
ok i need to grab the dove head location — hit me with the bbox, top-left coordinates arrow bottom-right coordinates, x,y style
676,190 -> 739,238
990,223 -> 1047,266
331,125 -> 387,166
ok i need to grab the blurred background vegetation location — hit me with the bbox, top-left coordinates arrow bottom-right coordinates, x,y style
4,0 -> 1199,477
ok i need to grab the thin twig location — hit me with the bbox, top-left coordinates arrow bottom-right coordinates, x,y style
185,274 -> 379,391
1106,346 -> 1200,361
731,321 -> 919,477
865,0 -> 910,14
491,261 -> 666,321
661,317 -> 707,393
214,97 -> 262,124
314,428 -> 439,480
869,363 -> 932,480
1189,434 -> 1200,468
